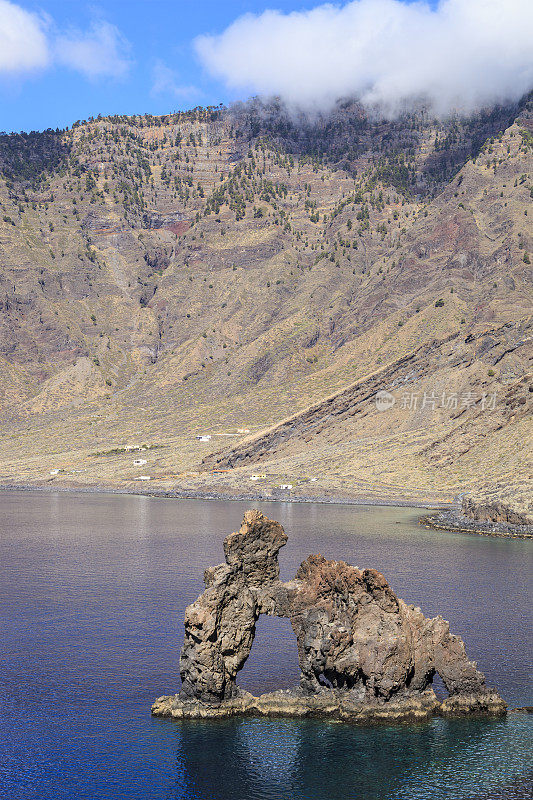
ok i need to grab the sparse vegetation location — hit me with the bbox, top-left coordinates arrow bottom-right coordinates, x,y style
0,95 -> 531,504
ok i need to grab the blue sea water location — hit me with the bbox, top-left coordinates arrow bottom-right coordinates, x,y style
0,491 -> 531,800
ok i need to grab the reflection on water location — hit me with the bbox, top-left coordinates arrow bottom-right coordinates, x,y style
0,491 -> 531,800
176,716 -> 533,800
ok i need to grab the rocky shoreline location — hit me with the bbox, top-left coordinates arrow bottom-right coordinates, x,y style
152,687 -> 507,723
4,483 -> 531,540
0,481 -> 447,510
420,510 -> 533,540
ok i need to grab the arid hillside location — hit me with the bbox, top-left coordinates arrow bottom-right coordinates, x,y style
0,98 -> 531,508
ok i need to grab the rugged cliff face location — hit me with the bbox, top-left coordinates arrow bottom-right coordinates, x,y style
462,492 -> 533,526
0,98 -> 531,505
153,510 -> 506,721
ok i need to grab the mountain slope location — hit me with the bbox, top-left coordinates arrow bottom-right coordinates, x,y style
0,98 -> 531,508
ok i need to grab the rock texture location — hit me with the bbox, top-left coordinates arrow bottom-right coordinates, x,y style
153,510 -> 506,721
462,494 -> 533,527
179,510 -> 289,703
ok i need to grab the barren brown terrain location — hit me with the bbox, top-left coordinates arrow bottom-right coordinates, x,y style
0,98 -> 531,512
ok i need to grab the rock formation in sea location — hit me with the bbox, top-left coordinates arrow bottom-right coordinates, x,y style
152,510 -> 506,721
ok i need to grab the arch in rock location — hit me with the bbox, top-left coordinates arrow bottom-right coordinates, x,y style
178,510 -> 488,705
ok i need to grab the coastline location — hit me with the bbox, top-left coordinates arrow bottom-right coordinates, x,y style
3,482 -> 531,539
420,511 -> 533,540
0,480 -> 443,509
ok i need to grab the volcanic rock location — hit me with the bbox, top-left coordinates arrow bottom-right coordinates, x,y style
153,510 -> 506,721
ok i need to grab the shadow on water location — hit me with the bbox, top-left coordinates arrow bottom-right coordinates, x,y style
173,715 -> 531,800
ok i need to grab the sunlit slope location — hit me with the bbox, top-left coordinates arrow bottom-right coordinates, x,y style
0,98 -> 531,502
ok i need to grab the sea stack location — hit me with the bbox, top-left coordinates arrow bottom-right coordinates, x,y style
152,510 -> 506,721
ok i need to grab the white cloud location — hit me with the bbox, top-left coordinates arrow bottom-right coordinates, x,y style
0,3 -> 131,81
0,0 -> 49,73
195,0 -> 533,116
55,19 -> 131,80
151,60 -> 199,99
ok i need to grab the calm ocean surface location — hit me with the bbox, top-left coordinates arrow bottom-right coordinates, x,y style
0,490 -> 531,800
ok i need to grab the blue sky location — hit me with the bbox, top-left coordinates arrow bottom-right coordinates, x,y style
0,0 -> 328,132
1,0 -> 531,133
